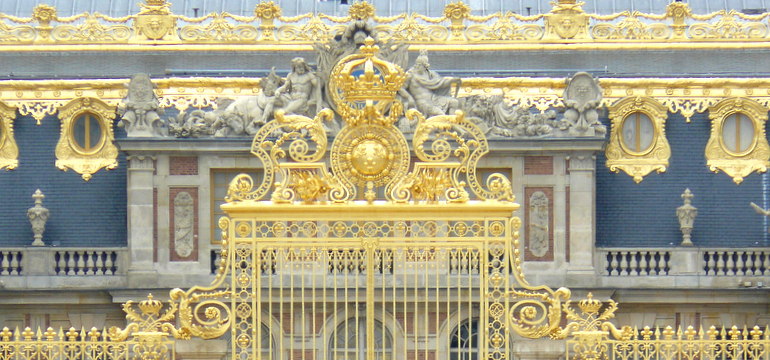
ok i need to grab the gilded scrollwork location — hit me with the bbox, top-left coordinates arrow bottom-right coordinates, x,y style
605,96 -> 671,183
0,101 -> 18,170
225,108 -> 337,203
705,97 -> 770,184
179,14 -> 257,42
556,293 -> 634,360
591,17 -> 671,40
50,14 -> 131,43
2,0 -> 770,47
394,109 -> 514,203
54,97 -> 119,181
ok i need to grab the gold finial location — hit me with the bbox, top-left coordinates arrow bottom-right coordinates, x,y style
254,1 -> 282,19
348,1 -> 375,20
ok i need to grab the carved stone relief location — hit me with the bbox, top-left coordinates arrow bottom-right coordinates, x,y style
525,187 -> 553,261
117,24 -> 608,140
170,188 -> 197,261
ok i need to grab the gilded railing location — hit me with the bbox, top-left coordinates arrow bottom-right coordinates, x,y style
1,0 -> 770,49
561,294 -> 770,360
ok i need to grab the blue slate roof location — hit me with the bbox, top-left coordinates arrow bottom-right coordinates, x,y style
0,114 -> 127,247
596,111 -> 769,248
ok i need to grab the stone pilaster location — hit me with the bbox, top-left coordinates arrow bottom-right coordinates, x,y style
126,155 -> 158,287
566,152 -> 597,284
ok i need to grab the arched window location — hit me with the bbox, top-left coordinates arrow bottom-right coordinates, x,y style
257,323 -> 275,360
329,318 -> 392,360
450,318 -> 479,360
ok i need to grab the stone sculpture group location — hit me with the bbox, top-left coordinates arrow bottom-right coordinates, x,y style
119,22 -> 605,139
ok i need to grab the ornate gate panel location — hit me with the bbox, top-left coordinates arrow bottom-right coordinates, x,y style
223,204 -> 517,360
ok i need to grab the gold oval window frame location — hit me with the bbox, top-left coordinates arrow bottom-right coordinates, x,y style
718,111 -> 756,157
706,98 -> 770,184
605,96 -> 670,183
618,111 -> 656,156
55,97 -> 118,181
69,111 -> 107,156
0,101 -> 18,171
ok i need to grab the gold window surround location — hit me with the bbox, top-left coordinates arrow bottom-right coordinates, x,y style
705,97 -> 770,184
605,96 -> 670,183
0,101 -> 18,170
1,1 -> 770,51
55,97 -> 119,181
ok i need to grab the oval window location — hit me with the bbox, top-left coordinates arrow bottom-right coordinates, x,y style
620,112 -> 654,154
71,112 -> 104,154
721,112 -> 755,155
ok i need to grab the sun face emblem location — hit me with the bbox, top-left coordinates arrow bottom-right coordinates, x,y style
350,138 -> 390,176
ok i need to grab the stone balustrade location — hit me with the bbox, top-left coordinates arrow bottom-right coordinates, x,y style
0,247 -> 127,277
600,247 -> 770,278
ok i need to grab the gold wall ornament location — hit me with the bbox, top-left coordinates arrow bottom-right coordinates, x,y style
348,1 -> 375,21
6,1 -> 770,48
32,4 -> 57,43
544,0 -> 589,40
666,1 -> 692,38
705,97 -> 770,184
444,2 -> 471,40
134,0 -> 178,41
18,101 -> 64,125
605,96 -> 671,183
54,97 -> 119,181
558,293 -> 633,360
51,14 -> 131,43
0,101 -> 18,170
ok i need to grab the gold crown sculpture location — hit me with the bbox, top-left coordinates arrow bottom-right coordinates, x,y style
577,293 -> 604,314
329,37 -> 406,124
137,294 -> 164,316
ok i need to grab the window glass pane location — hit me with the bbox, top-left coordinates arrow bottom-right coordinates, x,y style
73,113 -> 103,152
450,318 -> 479,360
621,112 -> 654,153
329,318 -> 391,360
723,113 -> 755,153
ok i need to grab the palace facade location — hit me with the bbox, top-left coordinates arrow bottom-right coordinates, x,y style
0,1 -> 769,360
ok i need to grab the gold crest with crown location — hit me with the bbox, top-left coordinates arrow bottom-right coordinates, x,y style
327,37 -> 410,199
328,37 -> 406,126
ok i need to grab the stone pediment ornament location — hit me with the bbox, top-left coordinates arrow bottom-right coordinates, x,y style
562,72 -> 606,137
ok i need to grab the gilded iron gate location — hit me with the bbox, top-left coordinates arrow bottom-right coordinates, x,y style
0,32 -> 572,360
224,206 -> 515,360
